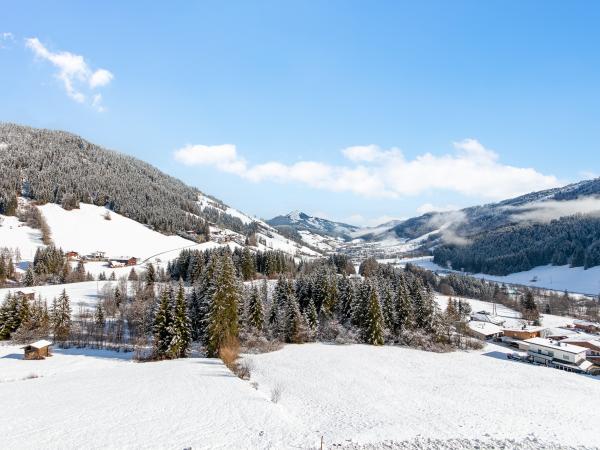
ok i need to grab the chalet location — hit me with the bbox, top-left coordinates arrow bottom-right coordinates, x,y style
525,338 -> 592,373
503,326 -> 545,341
468,321 -> 503,340
109,256 -> 137,268
66,251 -> 80,260
22,340 -> 52,360
573,320 -> 600,334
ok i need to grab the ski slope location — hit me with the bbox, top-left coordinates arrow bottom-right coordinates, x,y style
2,342 -> 598,449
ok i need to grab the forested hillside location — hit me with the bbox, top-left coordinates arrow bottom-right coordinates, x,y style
0,123 -> 247,235
433,215 -> 600,275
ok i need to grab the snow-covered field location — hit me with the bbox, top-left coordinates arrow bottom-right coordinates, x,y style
403,257 -> 600,296
2,342 -> 598,449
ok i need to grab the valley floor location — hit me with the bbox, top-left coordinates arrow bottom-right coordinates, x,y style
1,341 -> 599,449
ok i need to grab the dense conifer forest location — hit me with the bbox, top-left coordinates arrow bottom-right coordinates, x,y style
0,123 -> 246,235
433,215 -> 600,275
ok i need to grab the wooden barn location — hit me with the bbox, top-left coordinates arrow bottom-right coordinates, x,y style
22,340 -> 53,360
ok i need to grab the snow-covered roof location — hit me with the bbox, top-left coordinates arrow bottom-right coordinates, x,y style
503,325 -> 545,332
525,338 -> 587,355
562,338 -> 600,351
25,339 -> 52,349
468,321 -> 502,336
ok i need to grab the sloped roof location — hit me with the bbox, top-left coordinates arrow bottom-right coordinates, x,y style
26,339 -> 53,349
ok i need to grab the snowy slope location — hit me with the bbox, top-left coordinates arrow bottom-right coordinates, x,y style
39,203 -> 198,261
245,343 -> 600,448
0,214 -> 44,262
2,342 -> 599,449
0,344 -> 305,450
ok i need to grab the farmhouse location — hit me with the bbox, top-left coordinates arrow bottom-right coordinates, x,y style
22,340 -> 52,360
109,256 -> 138,268
525,338 -> 591,373
468,321 -> 503,340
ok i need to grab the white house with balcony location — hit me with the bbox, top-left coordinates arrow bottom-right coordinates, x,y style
525,338 -> 592,373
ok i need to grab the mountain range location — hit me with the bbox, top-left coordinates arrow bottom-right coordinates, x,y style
3,122 -> 600,276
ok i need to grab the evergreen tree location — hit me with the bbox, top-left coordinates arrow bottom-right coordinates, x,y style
365,288 -> 384,345
394,280 -> 414,333
241,247 -> 256,281
51,289 -> 71,342
128,267 -> 138,281
205,254 -> 240,357
153,288 -> 173,357
168,282 -> 191,358
305,298 -> 319,332
247,285 -> 264,331
24,266 -> 35,287
381,286 -> 395,331
188,288 -> 203,341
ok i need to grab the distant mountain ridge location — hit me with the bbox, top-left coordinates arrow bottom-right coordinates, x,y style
268,210 -> 360,240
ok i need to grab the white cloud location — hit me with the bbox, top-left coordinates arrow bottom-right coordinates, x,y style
174,139 -> 561,200
0,32 -> 14,49
25,37 -> 113,110
510,196 -> 600,223
416,203 -> 459,214
89,69 -> 113,88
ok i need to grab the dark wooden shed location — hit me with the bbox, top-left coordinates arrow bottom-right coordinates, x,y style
22,340 -> 53,360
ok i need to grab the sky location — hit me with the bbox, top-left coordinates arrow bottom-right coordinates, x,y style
1,1 -> 600,227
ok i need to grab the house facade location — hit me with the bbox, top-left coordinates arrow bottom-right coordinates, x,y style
525,338 -> 590,372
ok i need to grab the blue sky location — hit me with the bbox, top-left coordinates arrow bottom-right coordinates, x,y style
1,1 -> 600,226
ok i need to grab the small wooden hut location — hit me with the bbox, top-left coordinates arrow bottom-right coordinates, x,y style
22,340 -> 53,360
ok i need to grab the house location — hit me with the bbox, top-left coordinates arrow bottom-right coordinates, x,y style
503,326 -> 545,340
86,251 -> 107,261
573,320 -> 600,334
525,338 -> 591,373
22,340 -> 53,360
109,256 -> 137,268
562,338 -> 600,362
66,251 -> 80,260
468,321 -> 503,340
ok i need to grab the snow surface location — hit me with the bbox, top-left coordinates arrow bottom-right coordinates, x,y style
403,257 -> 600,296
0,214 -> 44,261
2,342 -> 599,449
38,203 -> 198,261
